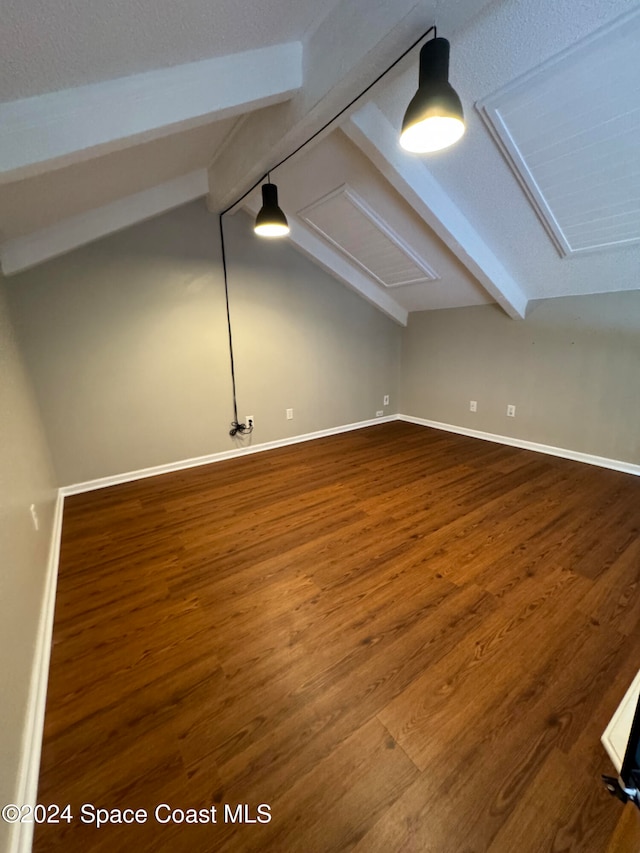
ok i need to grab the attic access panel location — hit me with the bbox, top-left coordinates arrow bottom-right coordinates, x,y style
298,184 -> 439,288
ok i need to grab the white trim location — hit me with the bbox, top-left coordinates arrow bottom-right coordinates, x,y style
476,6 -> 640,259
398,415 -> 640,477
1,170 -> 209,275
9,491 -> 65,853
61,416 -> 397,495
206,0 -> 428,214
602,669 -> 640,775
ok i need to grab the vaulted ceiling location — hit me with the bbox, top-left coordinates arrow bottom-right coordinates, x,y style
1,0 -> 638,324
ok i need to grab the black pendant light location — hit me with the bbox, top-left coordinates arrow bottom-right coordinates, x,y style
254,182 -> 290,238
219,24 -> 466,440
400,37 -> 465,153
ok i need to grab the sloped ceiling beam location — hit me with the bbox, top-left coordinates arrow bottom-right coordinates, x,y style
0,42 -> 302,185
1,171 -> 208,275
343,103 -> 528,319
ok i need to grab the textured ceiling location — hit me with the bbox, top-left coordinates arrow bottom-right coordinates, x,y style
0,0 -> 343,101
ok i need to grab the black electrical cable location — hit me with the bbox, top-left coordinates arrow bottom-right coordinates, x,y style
220,24 -> 436,218
219,23 -> 437,437
219,214 -> 253,437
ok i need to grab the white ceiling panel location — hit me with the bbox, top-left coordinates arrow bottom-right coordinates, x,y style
298,185 -> 439,289
477,6 -> 640,256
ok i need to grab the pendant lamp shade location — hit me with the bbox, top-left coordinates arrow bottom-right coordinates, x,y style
400,37 -> 465,153
254,183 -> 290,237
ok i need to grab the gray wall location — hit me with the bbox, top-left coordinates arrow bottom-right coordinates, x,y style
0,282 -> 57,850
5,202 -> 402,485
400,295 -> 640,464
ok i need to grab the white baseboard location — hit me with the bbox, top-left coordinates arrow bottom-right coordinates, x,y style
59,412 -> 640,496
9,491 -> 64,853
60,415 -> 396,495
398,415 -> 640,477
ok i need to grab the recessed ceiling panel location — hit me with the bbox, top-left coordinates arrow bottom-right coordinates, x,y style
298,184 -> 439,288
477,7 -> 640,256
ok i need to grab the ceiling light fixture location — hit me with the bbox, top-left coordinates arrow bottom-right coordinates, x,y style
254,179 -> 290,238
240,27 -> 463,241
400,37 -> 465,153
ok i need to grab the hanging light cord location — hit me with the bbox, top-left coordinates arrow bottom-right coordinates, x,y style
220,24 -> 436,218
218,214 -> 250,436
219,22 -> 436,437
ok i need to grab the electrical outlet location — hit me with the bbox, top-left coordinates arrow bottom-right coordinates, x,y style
383,395 -> 390,406
245,415 -> 254,429
30,503 -> 39,531
376,410 -> 384,417
286,408 -> 293,420
507,404 -> 516,417
469,400 -> 477,412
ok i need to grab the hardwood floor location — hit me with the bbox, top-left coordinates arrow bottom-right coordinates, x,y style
34,421 -> 640,852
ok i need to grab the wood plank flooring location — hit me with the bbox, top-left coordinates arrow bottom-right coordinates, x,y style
34,422 -> 640,852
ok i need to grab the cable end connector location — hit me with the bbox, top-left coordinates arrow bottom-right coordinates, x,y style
229,421 -> 254,437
